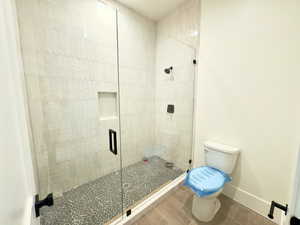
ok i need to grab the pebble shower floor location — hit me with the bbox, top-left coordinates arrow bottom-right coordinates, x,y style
40,156 -> 183,225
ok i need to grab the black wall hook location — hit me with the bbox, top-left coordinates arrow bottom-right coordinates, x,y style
35,193 -> 54,217
268,201 -> 288,219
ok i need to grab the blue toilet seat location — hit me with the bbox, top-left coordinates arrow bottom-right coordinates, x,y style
184,166 -> 231,197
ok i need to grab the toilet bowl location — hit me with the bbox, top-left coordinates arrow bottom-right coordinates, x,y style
185,141 -> 240,222
192,189 -> 223,222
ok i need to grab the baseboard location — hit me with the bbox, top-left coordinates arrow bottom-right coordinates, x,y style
223,184 -> 284,225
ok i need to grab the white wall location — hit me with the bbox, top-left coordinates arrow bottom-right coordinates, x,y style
0,0 -> 36,225
195,0 -> 300,223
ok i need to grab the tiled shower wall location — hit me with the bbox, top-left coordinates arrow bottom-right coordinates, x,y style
155,0 -> 200,170
16,0 -> 199,198
112,1 -> 156,168
157,0 -> 200,49
16,0 -> 156,197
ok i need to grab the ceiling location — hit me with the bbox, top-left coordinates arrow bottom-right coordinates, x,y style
117,0 -> 188,21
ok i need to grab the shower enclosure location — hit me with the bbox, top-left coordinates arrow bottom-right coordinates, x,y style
15,0 -> 199,224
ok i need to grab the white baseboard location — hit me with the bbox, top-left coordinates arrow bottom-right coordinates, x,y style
110,173 -> 186,225
223,184 -> 284,225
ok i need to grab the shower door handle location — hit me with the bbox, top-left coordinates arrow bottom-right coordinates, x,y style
109,129 -> 117,155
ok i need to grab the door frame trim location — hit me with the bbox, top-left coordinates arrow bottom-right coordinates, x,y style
285,147 -> 300,225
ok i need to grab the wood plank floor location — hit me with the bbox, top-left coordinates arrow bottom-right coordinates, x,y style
125,186 -> 276,225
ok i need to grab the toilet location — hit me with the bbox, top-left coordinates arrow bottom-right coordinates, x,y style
185,141 -> 240,222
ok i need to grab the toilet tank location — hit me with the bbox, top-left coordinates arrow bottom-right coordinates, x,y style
204,141 -> 240,174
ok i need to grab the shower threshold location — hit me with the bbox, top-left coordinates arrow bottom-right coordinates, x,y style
40,156 -> 184,225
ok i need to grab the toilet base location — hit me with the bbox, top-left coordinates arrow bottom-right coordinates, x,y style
192,195 -> 221,222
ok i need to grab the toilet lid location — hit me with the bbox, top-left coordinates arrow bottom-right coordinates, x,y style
184,166 -> 231,197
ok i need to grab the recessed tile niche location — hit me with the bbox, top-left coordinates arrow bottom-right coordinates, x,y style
97,92 -> 118,121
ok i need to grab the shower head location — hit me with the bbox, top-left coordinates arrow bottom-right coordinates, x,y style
164,66 -> 173,74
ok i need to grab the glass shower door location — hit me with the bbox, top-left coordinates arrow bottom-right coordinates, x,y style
16,0 -> 124,224
117,8 -> 196,212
